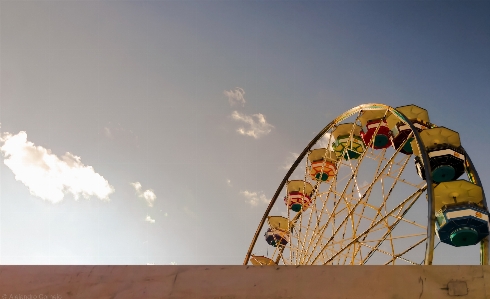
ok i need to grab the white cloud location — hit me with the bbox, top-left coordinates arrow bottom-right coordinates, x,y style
282,152 -> 300,170
231,111 -> 274,139
142,190 -> 156,206
240,190 -> 270,207
104,127 -> 113,139
226,179 -> 232,187
183,206 -> 197,219
102,122 -> 139,148
145,215 -> 155,223
130,182 -> 142,192
131,182 -> 156,207
0,131 -> 114,203
224,87 -> 246,106
316,132 -> 334,150
357,181 -> 369,199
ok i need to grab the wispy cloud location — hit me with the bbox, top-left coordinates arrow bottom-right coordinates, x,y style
145,215 -> 155,223
131,182 -> 156,207
240,190 -> 270,207
104,127 -> 113,139
316,132 -> 334,150
226,179 -> 232,187
282,152 -> 300,170
183,206 -> 197,219
224,87 -> 246,107
0,131 -> 114,203
231,111 -> 273,139
103,122 -> 139,148
357,181 -> 369,199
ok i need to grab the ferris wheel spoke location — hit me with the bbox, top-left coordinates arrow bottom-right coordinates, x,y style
306,137 -> 410,264
358,147 -> 411,243
302,148 -> 378,263
246,104 -> 486,266
319,186 -> 426,265
359,186 -> 426,264
307,241 -> 360,264
350,148 -> 387,236
301,178 -> 337,258
314,153 -> 421,265
384,173 -> 425,189
302,226 -> 424,265
382,237 -> 428,265
388,212 -> 426,229
289,237 -> 355,264
381,154 -> 413,261
312,223 -> 393,263
302,177 -> 358,263
299,201 -> 423,264
362,232 -> 427,244
358,241 -> 419,265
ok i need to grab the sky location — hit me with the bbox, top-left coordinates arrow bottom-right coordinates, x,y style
0,0 -> 489,265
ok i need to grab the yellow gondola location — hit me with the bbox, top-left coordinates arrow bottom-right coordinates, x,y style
249,255 -> 276,266
412,127 -> 465,183
434,180 -> 489,247
264,216 -> 292,247
386,105 -> 430,155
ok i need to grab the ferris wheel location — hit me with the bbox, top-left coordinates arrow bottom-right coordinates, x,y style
244,103 -> 488,265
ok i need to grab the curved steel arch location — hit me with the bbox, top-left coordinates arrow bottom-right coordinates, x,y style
243,103 -> 488,265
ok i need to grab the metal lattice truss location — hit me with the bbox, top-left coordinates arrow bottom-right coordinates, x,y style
244,104 -> 486,266
278,143 -> 428,265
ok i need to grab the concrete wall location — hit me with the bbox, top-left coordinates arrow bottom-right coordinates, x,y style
1,265 -> 489,299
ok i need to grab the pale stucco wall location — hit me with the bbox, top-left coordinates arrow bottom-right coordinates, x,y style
1,265 -> 490,299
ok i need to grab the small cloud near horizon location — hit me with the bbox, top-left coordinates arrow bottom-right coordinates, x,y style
282,152 -> 300,170
231,111 -> 273,139
145,215 -> 156,223
240,190 -> 270,207
103,122 -> 140,148
224,87 -> 246,107
131,182 -> 156,207
315,132 -> 334,150
183,205 -> 197,219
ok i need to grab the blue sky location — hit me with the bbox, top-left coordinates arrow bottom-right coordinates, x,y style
0,1 -> 489,265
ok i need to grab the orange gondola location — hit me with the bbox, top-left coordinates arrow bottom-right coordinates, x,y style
308,148 -> 338,182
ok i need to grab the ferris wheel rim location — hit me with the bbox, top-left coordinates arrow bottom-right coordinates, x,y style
243,103 -> 487,265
